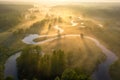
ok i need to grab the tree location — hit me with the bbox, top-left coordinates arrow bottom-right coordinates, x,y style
78,74 -> 91,80
58,16 -> 63,23
32,78 -> 38,80
55,76 -> 61,80
61,69 -> 78,80
48,23 -> 52,30
61,69 -> 91,80
17,46 -> 42,80
5,76 -> 14,80
39,54 -> 51,79
67,52 -> 73,66
51,50 -> 66,77
69,16 -> 72,19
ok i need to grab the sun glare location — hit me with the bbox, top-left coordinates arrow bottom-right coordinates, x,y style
36,0 -> 67,2
36,0 -> 120,3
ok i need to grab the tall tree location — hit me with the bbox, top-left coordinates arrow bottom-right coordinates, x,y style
51,50 -> 66,77
17,46 -> 42,80
61,69 -> 78,80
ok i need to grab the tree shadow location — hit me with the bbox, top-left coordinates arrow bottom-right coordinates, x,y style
54,30 -> 62,50
42,23 -> 52,40
81,39 -> 93,57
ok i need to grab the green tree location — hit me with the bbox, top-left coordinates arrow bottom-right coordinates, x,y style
78,74 -> 91,80
61,69 -> 91,80
39,54 -> 51,79
55,76 -> 61,80
48,23 -> 52,30
32,77 -> 38,80
58,17 -> 63,23
51,50 -> 66,77
61,69 -> 78,80
17,46 -> 42,80
5,76 -> 14,80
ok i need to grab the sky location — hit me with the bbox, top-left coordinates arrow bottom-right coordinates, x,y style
0,0 -> 120,3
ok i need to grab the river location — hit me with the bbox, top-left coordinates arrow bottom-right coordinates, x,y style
4,24 -> 118,80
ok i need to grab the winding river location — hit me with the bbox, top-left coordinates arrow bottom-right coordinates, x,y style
4,23 -> 118,80
4,52 -> 21,80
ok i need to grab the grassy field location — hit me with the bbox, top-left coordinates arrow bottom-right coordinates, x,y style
0,4 -> 33,32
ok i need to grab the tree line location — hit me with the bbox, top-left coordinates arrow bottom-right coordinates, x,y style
15,46 -> 91,80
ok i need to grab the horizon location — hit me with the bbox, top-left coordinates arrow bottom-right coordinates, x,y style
0,0 -> 120,3
0,0 -> 120,5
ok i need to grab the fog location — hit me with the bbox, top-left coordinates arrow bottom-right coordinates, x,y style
0,0 -> 120,3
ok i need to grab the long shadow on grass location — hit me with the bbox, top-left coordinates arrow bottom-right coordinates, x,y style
54,30 -> 62,50
82,39 -> 93,56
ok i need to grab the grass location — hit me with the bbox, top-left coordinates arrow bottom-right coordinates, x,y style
110,60 -> 120,80
0,4 -> 32,32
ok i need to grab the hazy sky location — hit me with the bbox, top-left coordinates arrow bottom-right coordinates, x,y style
1,0 -> 120,3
